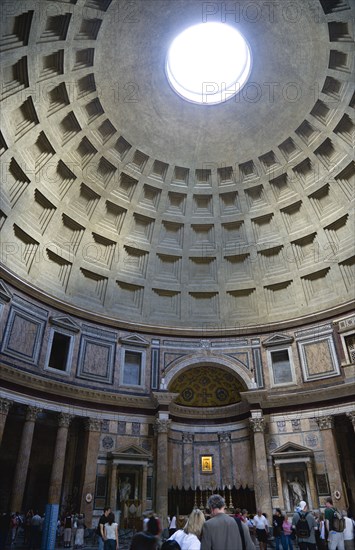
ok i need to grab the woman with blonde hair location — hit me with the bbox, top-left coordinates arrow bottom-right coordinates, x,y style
168,509 -> 205,550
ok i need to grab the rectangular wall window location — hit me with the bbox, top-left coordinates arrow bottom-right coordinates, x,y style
270,349 -> 293,384
122,349 -> 143,386
48,332 -> 71,371
45,328 -> 74,374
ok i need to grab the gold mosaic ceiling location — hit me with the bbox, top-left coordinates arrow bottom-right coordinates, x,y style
0,0 -> 354,333
170,366 -> 245,408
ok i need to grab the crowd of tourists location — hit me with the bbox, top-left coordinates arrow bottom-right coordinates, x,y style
1,496 -> 354,550
96,495 -> 355,550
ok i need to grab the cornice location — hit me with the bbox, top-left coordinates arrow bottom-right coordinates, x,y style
169,399 -> 250,420
0,363 -> 155,410
242,381 -> 355,410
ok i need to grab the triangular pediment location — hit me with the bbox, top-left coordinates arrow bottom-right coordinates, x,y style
262,333 -> 294,347
271,441 -> 313,458
110,444 -> 152,460
49,316 -> 81,332
0,280 -> 12,303
119,334 -> 150,347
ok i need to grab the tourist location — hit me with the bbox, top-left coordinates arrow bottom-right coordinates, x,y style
253,509 -> 269,550
98,507 -> 111,550
168,508 -> 205,549
282,514 -> 293,550
130,516 -> 160,550
273,508 -> 285,550
103,512 -> 118,550
325,498 -> 345,550
201,494 -> 243,550
292,500 -> 317,550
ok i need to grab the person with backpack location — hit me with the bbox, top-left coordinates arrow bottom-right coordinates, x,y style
292,500 -> 317,550
325,498 -> 345,550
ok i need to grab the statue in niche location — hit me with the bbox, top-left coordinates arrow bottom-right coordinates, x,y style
120,476 -> 132,502
287,476 -> 306,505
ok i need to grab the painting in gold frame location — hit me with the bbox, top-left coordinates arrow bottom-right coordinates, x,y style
201,455 -> 213,473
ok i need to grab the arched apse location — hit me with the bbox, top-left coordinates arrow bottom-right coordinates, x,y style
164,354 -> 255,408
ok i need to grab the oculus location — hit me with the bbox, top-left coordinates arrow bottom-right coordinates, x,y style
166,22 -> 252,105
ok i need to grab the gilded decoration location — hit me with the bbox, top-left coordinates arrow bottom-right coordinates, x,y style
170,366 -> 244,407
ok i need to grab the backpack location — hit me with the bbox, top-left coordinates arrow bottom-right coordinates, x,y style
295,512 -> 310,538
331,509 -> 345,533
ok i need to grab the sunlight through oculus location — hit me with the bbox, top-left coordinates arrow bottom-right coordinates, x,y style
166,23 -> 252,105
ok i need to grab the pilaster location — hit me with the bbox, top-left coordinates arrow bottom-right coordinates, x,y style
316,414 -> 346,510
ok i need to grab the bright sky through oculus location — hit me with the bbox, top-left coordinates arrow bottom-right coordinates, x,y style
166,23 -> 252,105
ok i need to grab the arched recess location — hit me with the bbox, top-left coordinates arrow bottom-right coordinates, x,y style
164,353 -> 254,394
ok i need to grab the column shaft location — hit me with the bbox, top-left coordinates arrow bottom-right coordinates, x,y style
250,414 -> 272,519
142,465 -> 148,512
80,418 -> 101,527
154,418 -> 170,526
109,463 -> 118,511
306,461 -> 318,510
275,464 -> 285,511
48,413 -> 72,504
317,415 -> 346,510
10,406 -> 42,512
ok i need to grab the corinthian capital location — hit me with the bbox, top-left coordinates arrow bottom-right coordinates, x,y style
26,406 -> 42,422
0,398 -> 12,415
58,412 -> 73,428
249,416 -> 265,433
85,418 -> 101,432
315,415 -> 334,430
153,418 -> 171,434
346,411 -> 355,427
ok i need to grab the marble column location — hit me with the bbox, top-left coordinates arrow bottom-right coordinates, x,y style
142,464 -> 148,511
346,411 -> 355,432
154,418 -> 171,525
306,461 -> 318,510
316,415 -> 346,510
0,398 -> 12,447
109,462 -> 118,511
48,413 -> 72,504
10,405 -> 42,512
61,424 -> 78,508
275,464 -> 285,511
80,418 -> 101,526
249,413 -> 272,519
